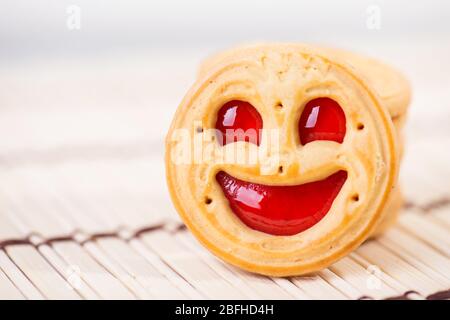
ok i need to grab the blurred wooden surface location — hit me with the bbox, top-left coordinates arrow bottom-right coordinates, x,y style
0,50 -> 449,299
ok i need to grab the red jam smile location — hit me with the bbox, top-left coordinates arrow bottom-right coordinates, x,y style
299,98 -> 346,144
216,170 -> 348,236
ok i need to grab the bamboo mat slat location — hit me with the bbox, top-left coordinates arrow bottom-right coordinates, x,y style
177,232 -> 303,300
291,274 -> 348,300
141,231 -> 252,300
52,241 -> 137,300
95,237 -> 186,299
398,213 -> 450,255
356,242 -> 444,296
5,245 -> 81,299
128,238 -> 203,299
380,228 -> 450,279
0,251 -> 44,300
35,241 -> 99,299
0,262 -> 25,300
348,252 -> 415,298
317,268 -> 362,299
0,55 -> 449,300
329,257 -> 398,299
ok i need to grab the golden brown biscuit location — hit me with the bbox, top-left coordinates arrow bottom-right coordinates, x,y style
199,44 -> 410,238
166,43 -> 404,276
371,187 -> 403,237
199,43 -> 411,119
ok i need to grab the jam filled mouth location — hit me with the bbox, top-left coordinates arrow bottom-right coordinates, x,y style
216,170 -> 348,236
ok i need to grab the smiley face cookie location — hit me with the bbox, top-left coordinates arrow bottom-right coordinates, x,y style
166,43 -> 410,276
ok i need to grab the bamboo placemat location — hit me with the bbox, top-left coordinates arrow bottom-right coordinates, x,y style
0,53 -> 449,300
0,137 -> 449,300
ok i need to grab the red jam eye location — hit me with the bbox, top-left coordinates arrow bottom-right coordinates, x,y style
298,98 -> 346,144
215,100 -> 263,146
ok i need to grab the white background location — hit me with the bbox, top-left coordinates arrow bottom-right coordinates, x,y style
1,0 -> 449,58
